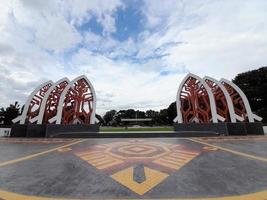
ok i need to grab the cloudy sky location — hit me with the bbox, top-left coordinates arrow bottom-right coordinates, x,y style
0,0 -> 267,114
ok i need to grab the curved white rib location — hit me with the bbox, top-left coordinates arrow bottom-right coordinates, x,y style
220,78 -> 259,122
203,76 -> 236,122
52,75 -> 96,124
12,80 -> 53,124
36,78 -> 70,124
174,73 -> 218,123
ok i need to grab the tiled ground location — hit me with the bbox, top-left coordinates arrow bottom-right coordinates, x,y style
0,136 -> 267,199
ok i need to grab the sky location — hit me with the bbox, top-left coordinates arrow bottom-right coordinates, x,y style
0,0 -> 267,115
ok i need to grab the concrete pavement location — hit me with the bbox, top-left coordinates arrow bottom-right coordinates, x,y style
0,136 -> 267,199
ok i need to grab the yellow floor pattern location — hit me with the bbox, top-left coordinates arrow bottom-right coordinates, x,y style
111,166 -> 169,195
76,150 -> 123,170
153,150 -> 199,170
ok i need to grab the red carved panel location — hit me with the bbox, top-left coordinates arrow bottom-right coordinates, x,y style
43,81 -> 69,124
61,78 -> 94,124
205,80 -> 230,122
180,76 -> 212,123
26,83 -> 53,123
221,81 -> 247,121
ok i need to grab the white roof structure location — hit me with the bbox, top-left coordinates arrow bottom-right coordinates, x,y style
13,80 -> 53,124
220,78 -> 262,122
13,73 -> 261,125
203,76 -> 237,122
36,77 -> 70,124
174,73 -> 262,123
174,73 -> 219,123
13,75 -> 97,125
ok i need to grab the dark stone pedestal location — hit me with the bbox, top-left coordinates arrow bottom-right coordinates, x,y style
11,124 -> 99,138
46,124 -> 100,138
226,122 -> 247,135
10,124 -> 28,137
26,124 -> 47,137
173,122 -> 264,136
245,122 -> 264,135
174,123 -> 227,136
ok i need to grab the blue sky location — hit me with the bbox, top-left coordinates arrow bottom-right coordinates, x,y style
1,0 -> 267,114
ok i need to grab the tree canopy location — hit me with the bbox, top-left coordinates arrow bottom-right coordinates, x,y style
102,105 -> 177,126
0,102 -> 22,125
233,66 -> 267,123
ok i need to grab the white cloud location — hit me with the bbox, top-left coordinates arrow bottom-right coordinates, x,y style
7,0 -> 123,52
84,32 -> 138,59
0,1 -> 12,31
142,0 -> 184,29
0,0 -> 267,115
34,16 -> 82,52
163,0 -> 267,78
0,0 -> 124,110
66,0 -> 123,34
137,0 -> 267,79
69,48 -> 180,114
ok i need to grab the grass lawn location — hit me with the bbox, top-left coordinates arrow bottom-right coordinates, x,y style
100,126 -> 174,132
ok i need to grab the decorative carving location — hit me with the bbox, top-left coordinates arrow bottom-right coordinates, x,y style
221,81 -> 248,121
205,79 -> 230,122
25,83 -> 53,123
43,80 -> 69,124
175,73 -> 262,124
180,76 -> 212,123
61,78 -> 94,124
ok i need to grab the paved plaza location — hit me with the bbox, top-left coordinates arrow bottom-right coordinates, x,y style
0,136 -> 267,199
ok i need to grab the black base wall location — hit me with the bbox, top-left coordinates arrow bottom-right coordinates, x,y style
55,131 -> 220,138
245,122 -> 264,135
10,124 -> 99,138
226,122 -> 247,136
46,124 -> 100,138
27,124 -> 47,137
8,122 -> 263,138
174,123 -> 228,135
10,124 -> 28,137
174,122 -> 264,136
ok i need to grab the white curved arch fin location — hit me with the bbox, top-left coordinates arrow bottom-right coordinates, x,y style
204,76 -> 236,122
174,73 -> 218,123
52,75 -> 97,125
220,78 -> 261,122
12,80 -> 53,124
36,78 -> 70,124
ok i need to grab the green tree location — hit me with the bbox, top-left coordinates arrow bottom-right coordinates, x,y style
0,101 -> 21,125
145,110 -> 159,118
136,110 -> 146,118
124,109 -> 136,118
95,114 -> 104,126
233,66 -> 267,123
146,110 -> 160,125
103,110 -> 117,125
113,109 -> 135,125
159,109 -> 169,125
167,102 -> 176,124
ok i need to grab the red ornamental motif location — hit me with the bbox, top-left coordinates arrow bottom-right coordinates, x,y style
26,83 -> 53,123
205,79 -> 230,122
43,81 -> 69,124
221,81 -> 248,121
61,78 -> 94,124
180,76 -> 212,123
